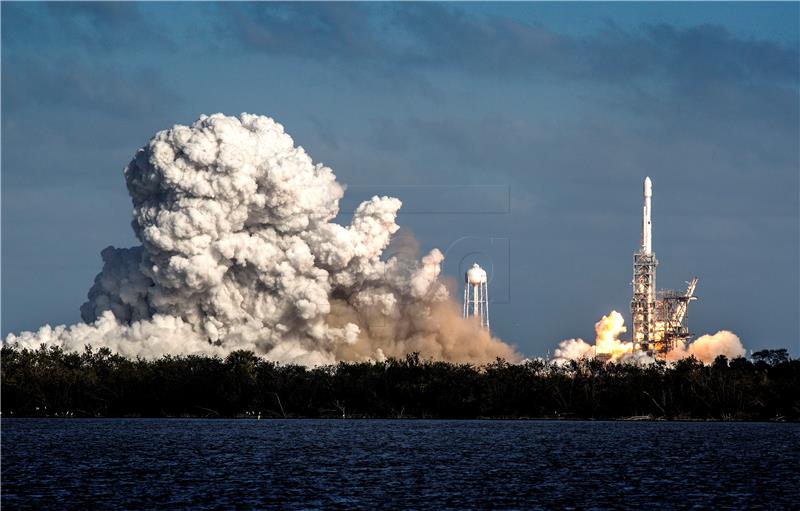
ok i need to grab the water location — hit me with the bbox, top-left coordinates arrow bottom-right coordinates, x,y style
2,419 -> 798,509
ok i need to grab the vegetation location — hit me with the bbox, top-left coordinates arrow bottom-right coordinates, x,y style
2,346 -> 798,420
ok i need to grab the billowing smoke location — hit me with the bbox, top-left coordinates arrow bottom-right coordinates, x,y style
553,311 -> 638,364
6,113 -> 518,365
593,311 -> 630,358
552,338 -> 593,362
553,310 -> 745,365
667,331 -> 745,363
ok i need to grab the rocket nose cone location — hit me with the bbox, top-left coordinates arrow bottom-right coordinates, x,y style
644,177 -> 652,196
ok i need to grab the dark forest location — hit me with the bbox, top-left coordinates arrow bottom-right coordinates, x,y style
2,346 -> 797,421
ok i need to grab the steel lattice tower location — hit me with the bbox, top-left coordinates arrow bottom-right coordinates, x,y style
631,177 -> 658,355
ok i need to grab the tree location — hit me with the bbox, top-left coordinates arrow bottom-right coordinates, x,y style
752,349 -> 790,366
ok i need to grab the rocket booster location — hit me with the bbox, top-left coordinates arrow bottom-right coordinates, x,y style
642,176 -> 652,254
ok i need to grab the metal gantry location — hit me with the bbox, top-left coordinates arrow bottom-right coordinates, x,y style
631,251 -> 658,355
630,177 -> 698,359
654,278 -> 698,355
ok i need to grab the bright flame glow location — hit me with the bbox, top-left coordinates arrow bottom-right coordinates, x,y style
554,311 -> 746,365
594,311 -> 631,358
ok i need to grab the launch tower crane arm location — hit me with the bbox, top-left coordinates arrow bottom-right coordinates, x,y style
672,277 -> 698,325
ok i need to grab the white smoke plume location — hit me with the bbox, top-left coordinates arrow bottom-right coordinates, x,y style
6,113 -> 518,366
552,311 -> 641,365
553,311 -> 745,365
667,331 -> 745,364
552,338 -> 594,363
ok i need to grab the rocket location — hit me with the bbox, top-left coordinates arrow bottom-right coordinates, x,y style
641,176 -> 652,254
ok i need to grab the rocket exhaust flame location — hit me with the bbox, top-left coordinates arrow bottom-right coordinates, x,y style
553,312 -> 744,365
6,114 -> 518,365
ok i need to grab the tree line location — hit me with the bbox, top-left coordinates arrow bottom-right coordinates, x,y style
1,346 -> 797,420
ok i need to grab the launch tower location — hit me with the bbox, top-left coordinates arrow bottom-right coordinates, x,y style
631,177 -> 699,358
463,263 -> 490,333
631,177 -> 658,354
655,278 -> 698,354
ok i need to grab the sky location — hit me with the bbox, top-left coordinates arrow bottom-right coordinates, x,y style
2,2 -> 798,357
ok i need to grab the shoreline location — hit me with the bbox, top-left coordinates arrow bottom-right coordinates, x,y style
1,415 -> 794,422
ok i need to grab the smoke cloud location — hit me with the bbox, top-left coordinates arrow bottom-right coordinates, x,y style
667,331 -> 745,363
553,311 -> 745,365
6,113 -> 518,365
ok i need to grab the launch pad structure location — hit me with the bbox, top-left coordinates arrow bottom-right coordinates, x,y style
631,251 -> 658,353
631,177 -> 698,358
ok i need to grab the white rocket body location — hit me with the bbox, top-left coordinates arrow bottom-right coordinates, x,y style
642,177 -> 652,255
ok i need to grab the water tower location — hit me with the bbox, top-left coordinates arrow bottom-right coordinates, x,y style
463,263 -> 490,333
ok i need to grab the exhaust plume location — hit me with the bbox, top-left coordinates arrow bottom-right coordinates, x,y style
6,113 -> 518,366
553,311 -> 745,365
553,311 -> 636,364
667,331 -> 745,363
593,311 -> 631,358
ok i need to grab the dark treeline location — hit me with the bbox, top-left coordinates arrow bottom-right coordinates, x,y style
2,346 -> 798,420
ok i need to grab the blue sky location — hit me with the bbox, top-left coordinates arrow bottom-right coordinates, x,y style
2,2 -> 798,356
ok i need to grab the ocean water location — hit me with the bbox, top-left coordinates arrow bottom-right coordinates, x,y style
2,419 -> 798,509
